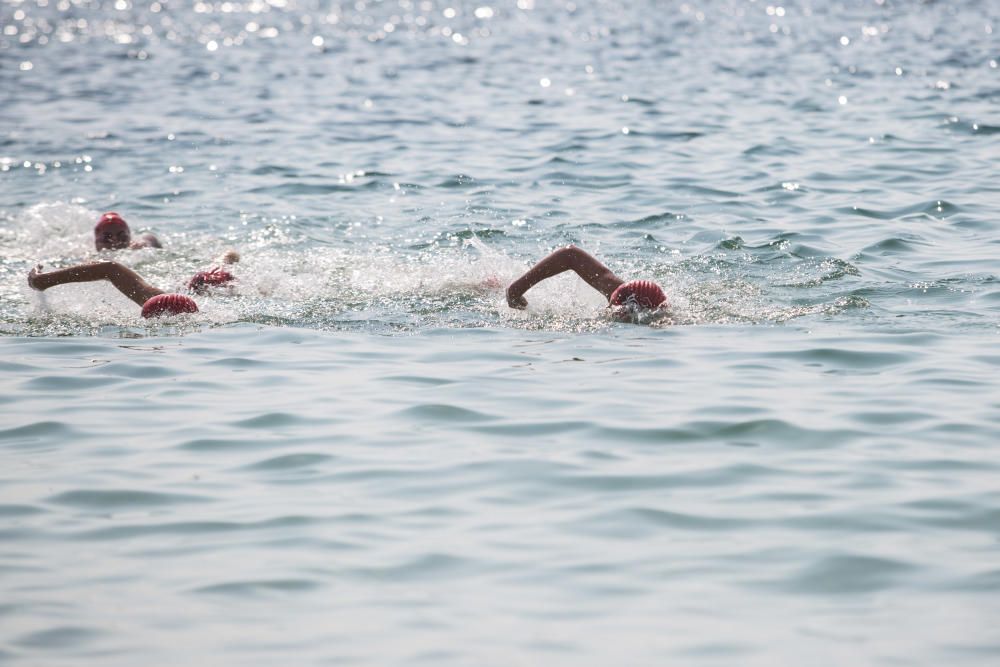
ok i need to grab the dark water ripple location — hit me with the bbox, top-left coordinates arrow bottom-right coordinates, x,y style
194,578 -> 323,596
12,626 -> 103,650
240,452 -> 334,472
778,554 -> 919,595
0,505 -> 47,522
46,489 -> 212,510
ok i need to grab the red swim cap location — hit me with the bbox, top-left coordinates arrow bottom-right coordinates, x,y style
95,211 -> 127,230
609,280 -> 667,310
141,293 -> 199,318
187,267 -> 235,294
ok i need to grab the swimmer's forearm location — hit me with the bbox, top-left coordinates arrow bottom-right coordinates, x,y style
508,246 -> 584,298
30,263 -> 112,290
103,262 -> 164,306
508,245 -> 623,302
30,262 -> 162,307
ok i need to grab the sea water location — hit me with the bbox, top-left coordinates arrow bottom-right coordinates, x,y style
1,1 -> 999,664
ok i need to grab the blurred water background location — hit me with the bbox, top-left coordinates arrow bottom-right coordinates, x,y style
1,0 -> 999,664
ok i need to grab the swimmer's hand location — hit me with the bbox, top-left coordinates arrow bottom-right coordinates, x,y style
506,285 -> 528,309
27,265 -> 46,291
188,266 -> 236,294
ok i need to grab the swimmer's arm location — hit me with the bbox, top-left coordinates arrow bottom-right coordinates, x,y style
507,245 -> 624,309
28,261 -> 163,307
130,233 -> 162,249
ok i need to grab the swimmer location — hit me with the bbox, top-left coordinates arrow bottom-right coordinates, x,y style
506,245 -> 667,320
94,211 -> 162,251
186,249 -> 240,294
27,251 -> 239,318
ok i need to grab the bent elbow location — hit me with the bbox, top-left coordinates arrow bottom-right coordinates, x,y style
557,245 -> 584,263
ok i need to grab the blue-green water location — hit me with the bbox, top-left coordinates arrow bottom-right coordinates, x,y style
1,1 -> 999,664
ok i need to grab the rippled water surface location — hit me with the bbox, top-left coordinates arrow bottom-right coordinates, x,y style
2,0 -> 999,664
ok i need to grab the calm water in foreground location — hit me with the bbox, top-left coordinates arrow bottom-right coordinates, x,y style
1,0 -> 999,664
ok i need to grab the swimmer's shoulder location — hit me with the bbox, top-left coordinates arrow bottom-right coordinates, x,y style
130,233 -> 163,249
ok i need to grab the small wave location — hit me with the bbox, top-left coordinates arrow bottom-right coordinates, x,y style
13,626 -> 102,650
249,164 -> 301,176
774,257 -> 861,287
942,117 -> 1000,135
194,579 -> 322,596
777,554 -> 919,595
742,139 -> 802,157
951,569 -> 1000,592
0,504 -> 47,518
762,347 -> 911,370
574,507 -> 749,538
541,171 -> 632,189
470,420 -> 592,437
861,237 -> 925,255
836,200 -> 961,220
558,464 -> 782,492
177,437 -> 296,452
437,173 -> 478,188
77,515 -> 317,541
47,489 -> 210,510
247,182 -> 364,196
624,130 -> 703,142
590,419 -> 859,448
396,403 -> 495,423
0,420 -> 79,448
627,211 -> 688,226
241,453 -> 334,472
230,412 -> 328,429
347,553 -> 481,582
137,189 -> 202,202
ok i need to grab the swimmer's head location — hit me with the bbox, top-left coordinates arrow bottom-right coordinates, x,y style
217,249 -> 240,265
141,293 -> 199,318
609,279 -> 667,323
94,212 -> 132,251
